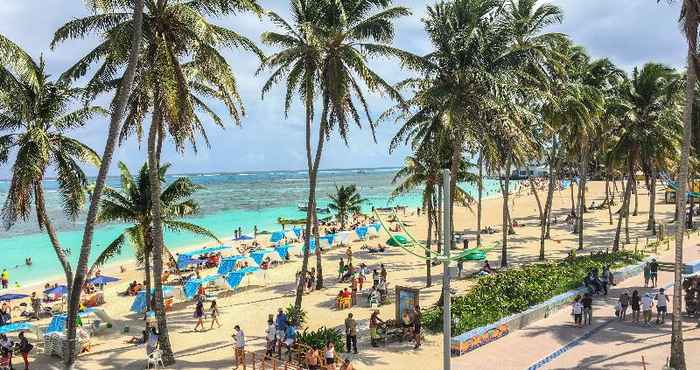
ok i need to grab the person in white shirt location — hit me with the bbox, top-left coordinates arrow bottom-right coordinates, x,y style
233,325 -> 245,369
572,296 -> 583,327
655,288 -> 670,324
641,294 -> 654,325
265,319 -> 276,358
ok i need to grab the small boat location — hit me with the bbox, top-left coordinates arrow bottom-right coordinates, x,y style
298,203 -> 331,213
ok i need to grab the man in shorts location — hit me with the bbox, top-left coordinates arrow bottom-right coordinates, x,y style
655,288 -> 669,324
649,259 -> 659,287
641,293 -> 654,326
232,325 -> 245,369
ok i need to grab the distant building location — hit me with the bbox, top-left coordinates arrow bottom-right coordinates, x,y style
509,163 -> 549,179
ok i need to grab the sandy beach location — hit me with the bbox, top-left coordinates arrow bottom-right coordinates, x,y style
4,180 -> 694,370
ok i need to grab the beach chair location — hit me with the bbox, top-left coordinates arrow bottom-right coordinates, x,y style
146,349 -> 164,369
337,296 -> 351,310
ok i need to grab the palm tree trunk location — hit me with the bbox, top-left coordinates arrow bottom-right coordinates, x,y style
476,150 -> 483,247
632,178 -> 639,216
64,2 -> 144,368
570,174 -> 576,216
576,150 -> 588,250
425,194 -> 433,287
543,142 -> 558,242
608,176 -> 614,226
35,184 -> 73,290
648,169 -> 657,233
604,176 -> 610,205
147,109 -> 175,365
314,212 -> 323,290
613,153 -> 637,251
144,228 -> 152,312
501,156 -> 511,268
669,15 -> 695,367
449,143 -> 461,250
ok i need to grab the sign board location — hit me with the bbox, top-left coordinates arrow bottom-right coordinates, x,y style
395,286 -> 420,322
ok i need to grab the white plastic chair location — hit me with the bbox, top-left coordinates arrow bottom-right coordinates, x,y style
147,349 -> 164,369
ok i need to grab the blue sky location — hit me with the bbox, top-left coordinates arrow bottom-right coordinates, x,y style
0,0 -> 685,176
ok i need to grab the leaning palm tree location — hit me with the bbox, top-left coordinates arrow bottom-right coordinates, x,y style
261,0 -> 416,304
0,58 -> 103,292
328,185 -> 366,229
53,0 -> 262,364
49,1 -> 145,367
91,162 -> 219,311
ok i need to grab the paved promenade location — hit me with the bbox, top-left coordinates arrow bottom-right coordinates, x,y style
453,237 -> 700,370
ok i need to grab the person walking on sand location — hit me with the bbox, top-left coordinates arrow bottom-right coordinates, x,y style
1,269 -> 8,289
618,292 -> 630,321
18,331 -> 32,370
344,313 -> 358,354
413,305 -> 422,349
641,293 -> 654,326
209,300 -> 222,329
630,290 -> 641,323
649,259 -> 659,287
233,325 -> 245,369
581,293 -> 593,326
193,299 -> 205,331
338,258 -> 345,280
655,288 -> 669,324
643,262 -> 651,287
572,295 -> 583,328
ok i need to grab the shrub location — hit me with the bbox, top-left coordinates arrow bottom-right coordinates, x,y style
286,304 -> 307,327
423,251 -> 644,334
296,326 -> 344,350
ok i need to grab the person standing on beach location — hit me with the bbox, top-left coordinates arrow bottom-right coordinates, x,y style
265,319 -> 276,358
380,264 -> 387,284
641,293 -> 654,325
344,313 -> 358,354
630,290 -> 641,323
30,293 -> 41,320
232,325 -> 245,369
643,262 -> 651,287
209,300 -> 222,329
655,288 -> 669,324
581,293 -> 593,326
1,269 -> 8,289
413,305 -> 422,349
324,341 -> 336,370
0,334 -> 13,369
618,292 -> 629,321
572,296 -> 583,327
18,331 -> 32,370
193,299 -> 205,331
649,259 -> 659,287
346,246 -> 353,266
338,258 -> 345,280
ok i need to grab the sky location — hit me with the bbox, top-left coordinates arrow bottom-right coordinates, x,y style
0,0 -> 686,177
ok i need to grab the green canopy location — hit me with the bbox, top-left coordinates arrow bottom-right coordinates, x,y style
386,235 -> 410,246
455,249 -> 487,261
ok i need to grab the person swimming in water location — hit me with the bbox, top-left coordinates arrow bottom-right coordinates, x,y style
25,257 -> 32,266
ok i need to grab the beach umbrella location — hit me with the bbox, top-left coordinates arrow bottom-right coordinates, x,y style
43,285 -> 69,296
0,293 -> 29,301
89,275 -> 120,285
386,235 -> 409,247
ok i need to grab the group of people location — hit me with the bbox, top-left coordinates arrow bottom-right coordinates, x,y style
263,308 -> 298,361
615,289 -> 669,325
582,266 -> 615,295
193,299 -> 222,331
303,342 -> 355,370
0,332 -> 33,370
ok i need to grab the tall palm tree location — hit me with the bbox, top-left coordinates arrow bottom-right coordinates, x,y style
262,0 -> 415,304
53,0 -> 262,364
0,57 -> 103,292
49,1 -> 145,367
327,184 -> 366,229
92,162 -> 219,310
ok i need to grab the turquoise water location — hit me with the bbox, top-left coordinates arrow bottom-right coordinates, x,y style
0,168 -> 507,285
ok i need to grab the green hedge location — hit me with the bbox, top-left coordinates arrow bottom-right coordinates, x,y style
296,326 -> 345,350
423,251 -> 645,334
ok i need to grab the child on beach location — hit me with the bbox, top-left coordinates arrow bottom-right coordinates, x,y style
324,341 -> 336,370
572,296 -> 583,327
209,300 -> 221,329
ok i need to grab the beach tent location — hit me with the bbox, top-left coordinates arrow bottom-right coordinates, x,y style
183,275 -> 222,300
455,249 -> 486,261
250,249 -> 282,265
89,276 -> 120,285
366,227 -> 379,238
270,231 -> 286,243
47,308 -> 97,334
292,226 -> 303,238
319,235 -> 335,249
355,226 -> 369,240
43,285 -> 68,296
217,255 -> 258,275
283,230 -> 297,241
386,235 -> 410,247
334,231 -> 355,245
224,266 -> 261,290
275,245 -> 290,259
369,223 -> 381,232
0,293 -> 28,301
233,234 -> 254,241
130,286 -> 178,313
289,241 -> 317,257
176,245 -> 230,270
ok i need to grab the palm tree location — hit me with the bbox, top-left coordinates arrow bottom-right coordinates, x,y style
91,162 -> 219,310
261,0 -> 415,304
0,57 -> 103,293
53,0 -> 262,364
328,185 -> 366,229
49,1 -> 145,366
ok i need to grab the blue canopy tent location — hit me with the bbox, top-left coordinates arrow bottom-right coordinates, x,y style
0,293 -> 28,301
47,308 -> 96,334
89,276 -> 120,285
369,223 -> 381,232
355,226 -> 368,240
233,234 -> 254,241
224,267 -> 260,290
43,285 -> 68,296
183,275 -> 221,300
176,245 -> 230,270
292,226 -> 303,238
275,245 -> 289,259
250,249 -> 283,265
130,286 -> 177,313
0,322 -> 33,335
217,255 -> 258,275
270,231 -> 286,243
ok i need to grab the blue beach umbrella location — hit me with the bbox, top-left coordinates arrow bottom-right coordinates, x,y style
43,285 -> 69,296
89,275 -> 120,285
233,234 -> 254,241
0,293 -> 29,301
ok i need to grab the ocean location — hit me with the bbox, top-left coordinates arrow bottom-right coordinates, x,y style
0,167 -> 508,286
